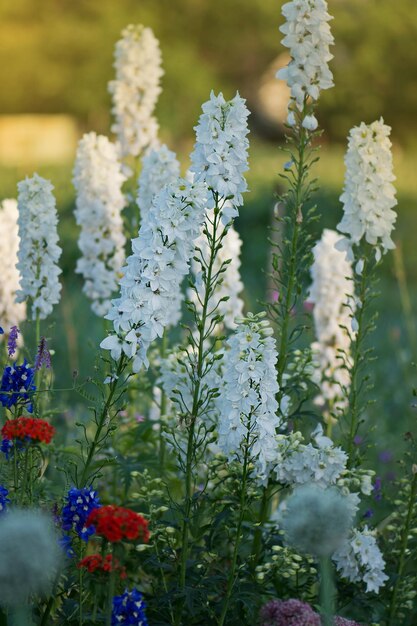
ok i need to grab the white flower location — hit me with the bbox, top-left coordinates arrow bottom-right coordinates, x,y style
109,24 -> 163,158
190,222 -> 244,330
0,199 -> 26,330
73,132 -> 127,317
301,114 -> 318,131
277,0 -> 334,111
275,425 -> 348,487
190,91 -> 250,221
337,119 -> 398,257
333,526 -> 388,593
216,314 -> 280,482
309,229 -> 355,413
16,174 -> 62,320
137,144 -> 180,221
102,179 -> 209,372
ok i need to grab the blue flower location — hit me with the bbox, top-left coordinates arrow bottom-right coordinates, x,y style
1,438 -> 24,460
59,534 -> 75,558
0,328 -> 4,334
0,360 -> 36,412
61,487 -> 101,541
112,589 -> 148,626
0,486 -> 10,513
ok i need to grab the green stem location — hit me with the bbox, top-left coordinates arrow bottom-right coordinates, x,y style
79,542 -> 85,626
251,485 -> 270,570
218,419 -> 252,626
174,200 -> 222,626
107,547 -> 116,626
276,116 -> 308,404
319,556 -> 335,626
346,258 -> 369,464
79,354 -> 127,487
159,331 -> 168,470
388,471 -> 417,625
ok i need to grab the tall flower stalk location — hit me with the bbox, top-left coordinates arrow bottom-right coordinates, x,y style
109,24 -> 163,159
256,0 -> 335,565
216,313 -> 280,625
171,91 -> 249,624
273,0 -> 335,414
335,119 -> 398,461
73,132 -> 127,317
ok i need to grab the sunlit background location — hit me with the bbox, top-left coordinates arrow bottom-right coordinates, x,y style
1,0 -> 417,467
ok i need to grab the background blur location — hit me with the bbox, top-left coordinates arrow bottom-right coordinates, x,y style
1,0 -> 417,469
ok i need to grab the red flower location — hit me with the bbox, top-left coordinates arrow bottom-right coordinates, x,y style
2,416 -> 55,444
86,505 -> 150,543
77,554 -> 127,579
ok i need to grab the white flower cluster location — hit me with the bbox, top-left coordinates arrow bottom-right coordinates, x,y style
16,174 -> 62,320
190,91 -> 250,221
275,425 -> 348,488
309,229 -> 354,413
137,145 -> 180,221
333,526 -> 388,593
0,199 -> 26,330
160,346 -> 222,422
109,24 -> 163,158
277,0 -> 334,112
337,119 -> 398,261
73,132 -> 127,317
216,314 -> 280,482
190,222 -> 244,330
101,180 -> 208,372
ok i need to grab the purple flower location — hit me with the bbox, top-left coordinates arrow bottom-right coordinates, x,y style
373,476 -> 383,502
353,435 -> 363,446
7,326 -> 19,357
34,337 -> 52,370
363,508 -> 374,519
378,450 -> 393,464
259,599 -> 320,626
259,599 -> 361,626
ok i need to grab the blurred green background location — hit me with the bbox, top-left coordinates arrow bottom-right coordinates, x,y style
1,0 -> 417,475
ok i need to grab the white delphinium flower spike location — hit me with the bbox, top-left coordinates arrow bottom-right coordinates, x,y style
109,24 -> 163,158
0,199 -> 26,330
337,119 -> 398,262
277,0 -> 334,113
101,179 -> 209,372
73,132 -> 127,317
332,526 -> 388,593
216,313 -> 280,482
137,144 -> 180,221
309,229 -> 355,415
190,91 -> 250,223
190,222 -> 244,330
275,425 -> 348,488
16,174 -> 62,320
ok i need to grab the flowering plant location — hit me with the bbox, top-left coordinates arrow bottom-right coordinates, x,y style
0,5 -> 415,626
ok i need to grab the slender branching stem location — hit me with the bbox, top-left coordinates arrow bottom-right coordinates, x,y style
79,353 -> 127,486
218,418 -> 252,626
388,470 -> 417,625
174,198 -> 221,625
